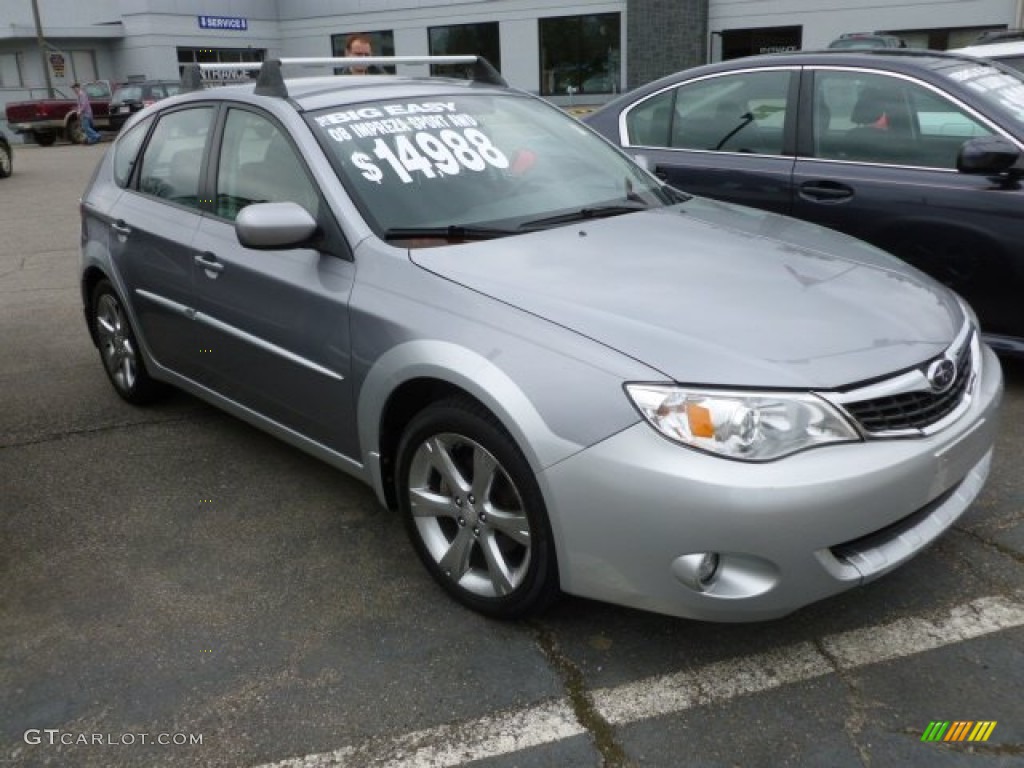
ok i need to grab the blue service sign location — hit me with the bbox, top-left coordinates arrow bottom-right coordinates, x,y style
198,16 -> 248,31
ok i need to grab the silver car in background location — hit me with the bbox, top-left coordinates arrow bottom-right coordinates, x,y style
79,57 -> 1002,621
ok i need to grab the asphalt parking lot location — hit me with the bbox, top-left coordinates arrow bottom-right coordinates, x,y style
2,142 -> 1023,768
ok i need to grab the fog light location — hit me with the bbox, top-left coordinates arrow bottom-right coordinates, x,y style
671,551 -> 721,592
697,552 -> 720,586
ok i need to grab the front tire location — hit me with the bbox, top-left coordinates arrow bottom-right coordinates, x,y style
91,280 -> 166,404
395,399 -> 559,619
0,143 -> 11,177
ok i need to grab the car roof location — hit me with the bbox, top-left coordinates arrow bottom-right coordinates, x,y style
949,40 -> 1024,58
614,49 -> 992,92
584,48 -> 1019,128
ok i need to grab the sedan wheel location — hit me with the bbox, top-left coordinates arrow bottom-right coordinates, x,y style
91,280 -> 165,404
0,143 -> 11,177
396,399 -> 559,618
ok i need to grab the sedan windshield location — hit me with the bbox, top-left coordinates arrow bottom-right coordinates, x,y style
308,93 -> 676,238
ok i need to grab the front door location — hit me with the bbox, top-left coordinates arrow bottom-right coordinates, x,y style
190,107 -> 358,454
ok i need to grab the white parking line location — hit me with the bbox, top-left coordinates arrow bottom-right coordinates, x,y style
255,594 -> 1024,768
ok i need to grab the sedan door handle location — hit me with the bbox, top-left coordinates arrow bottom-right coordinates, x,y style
653,164 -> 669,181
798,181 -> 854,203
194,252 -> 224,278
111,220 -> 131,237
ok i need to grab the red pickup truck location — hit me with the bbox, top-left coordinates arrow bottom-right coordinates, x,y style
4,81 -> 115,146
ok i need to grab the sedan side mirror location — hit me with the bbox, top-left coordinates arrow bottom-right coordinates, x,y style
956,135 -> 1022,176
235,201 -> 318,249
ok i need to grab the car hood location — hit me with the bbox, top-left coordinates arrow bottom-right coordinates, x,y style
408,197 -> 965,389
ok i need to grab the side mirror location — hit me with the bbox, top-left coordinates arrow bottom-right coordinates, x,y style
235,202 -> 318,249
956,136 -> 1022,175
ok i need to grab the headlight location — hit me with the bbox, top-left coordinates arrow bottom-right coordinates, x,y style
625,384 -> 860,461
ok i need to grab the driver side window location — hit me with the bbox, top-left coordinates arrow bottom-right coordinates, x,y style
813,71 -> 994,168
215,109 -> 320,222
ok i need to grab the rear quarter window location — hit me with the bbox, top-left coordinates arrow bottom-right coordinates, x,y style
113,116 -> 154,188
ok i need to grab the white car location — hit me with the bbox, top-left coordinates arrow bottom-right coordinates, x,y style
950,40 -> 1024,72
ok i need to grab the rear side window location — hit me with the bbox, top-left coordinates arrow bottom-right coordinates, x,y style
137,106 -> 214,209
627,70 -> 792,155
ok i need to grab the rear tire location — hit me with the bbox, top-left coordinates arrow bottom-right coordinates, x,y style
0,143 -> 11,178
34,131 -> 56,147
67,117 -> 84,145
91,280 -> 166,404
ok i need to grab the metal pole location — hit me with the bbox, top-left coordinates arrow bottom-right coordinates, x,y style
31,0 -> 55,97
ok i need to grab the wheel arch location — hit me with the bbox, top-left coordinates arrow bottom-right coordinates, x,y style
358,341 -> 583,513
81,265 -> 111,347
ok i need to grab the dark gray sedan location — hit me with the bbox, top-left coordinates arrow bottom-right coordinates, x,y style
585,49 -> 1024,355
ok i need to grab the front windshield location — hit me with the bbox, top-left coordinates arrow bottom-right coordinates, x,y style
309,92 -> 676,238
941,60 -> 1024,123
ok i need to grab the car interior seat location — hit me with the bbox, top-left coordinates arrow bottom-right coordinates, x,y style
843,86 -> 915,161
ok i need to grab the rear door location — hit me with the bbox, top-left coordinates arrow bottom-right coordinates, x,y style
617,67 -> 799,214
107,104 -> 216,379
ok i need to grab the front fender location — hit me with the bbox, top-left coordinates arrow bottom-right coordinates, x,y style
356,339 -> 586,505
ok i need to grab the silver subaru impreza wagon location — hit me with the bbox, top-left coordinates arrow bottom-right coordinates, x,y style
79,57 -> 1003,621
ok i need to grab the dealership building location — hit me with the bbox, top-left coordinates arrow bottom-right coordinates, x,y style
2,0 -> 1023,136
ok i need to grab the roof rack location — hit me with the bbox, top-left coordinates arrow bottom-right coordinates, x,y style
180,56 -> 506,97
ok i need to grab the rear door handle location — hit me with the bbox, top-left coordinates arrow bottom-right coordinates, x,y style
111,220 -> 131,237
194,252 -> 224,278
798,181 -> 854,202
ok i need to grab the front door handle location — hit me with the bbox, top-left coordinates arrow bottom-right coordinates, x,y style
111,220 -> 131,237
194,252 -> 224,278
798,181 -> 854,202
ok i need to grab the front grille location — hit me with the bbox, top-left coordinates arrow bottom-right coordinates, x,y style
843,337 -> 973,434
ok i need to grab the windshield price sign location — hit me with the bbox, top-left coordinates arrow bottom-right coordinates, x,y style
316,102 -> 510,184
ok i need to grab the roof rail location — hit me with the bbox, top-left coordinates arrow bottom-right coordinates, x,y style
179,56 -> 507,97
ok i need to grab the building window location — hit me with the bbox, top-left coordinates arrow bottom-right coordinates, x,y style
539,13 -> 621,97
719,27 -> 801,60
177,48 -> 265,82
331,30 -> 395,73
428,22 -> 500,78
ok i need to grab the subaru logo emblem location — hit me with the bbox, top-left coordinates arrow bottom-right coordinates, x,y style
927,358 -> 957,393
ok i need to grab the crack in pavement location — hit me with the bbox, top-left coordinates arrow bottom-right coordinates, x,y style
531,621 -> 635,767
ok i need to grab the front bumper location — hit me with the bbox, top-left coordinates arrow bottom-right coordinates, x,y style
539,344 -> 1003,621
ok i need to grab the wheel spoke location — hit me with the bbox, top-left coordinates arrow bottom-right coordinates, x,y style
471,447 -> 498,502
437,526 -> 476,582
484,507 -> 531,547
479,530 -> 516,596
408,485 -> 457,519
96,313 -> 116,336
429,436 -> 470,495
120,355 -> 135,388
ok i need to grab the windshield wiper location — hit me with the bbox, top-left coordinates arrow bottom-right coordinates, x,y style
383,225 -> 519,242
518,201 -> 650,230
